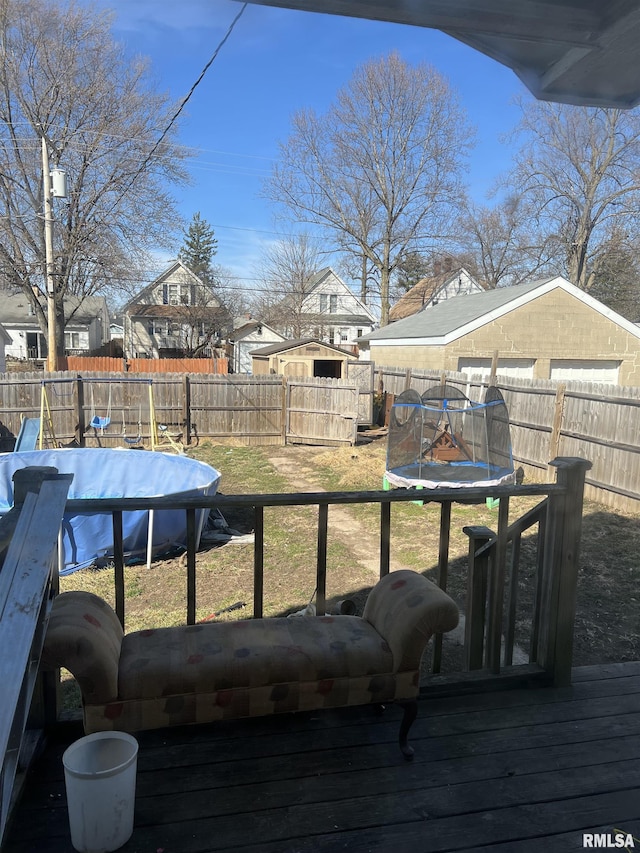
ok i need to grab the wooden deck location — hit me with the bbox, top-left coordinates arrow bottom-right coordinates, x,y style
6,662 -> 640,853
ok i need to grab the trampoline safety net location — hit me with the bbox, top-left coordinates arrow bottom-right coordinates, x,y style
385,383 -> 515,489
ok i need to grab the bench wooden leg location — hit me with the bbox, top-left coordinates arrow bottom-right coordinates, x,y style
398,699 -> 417,760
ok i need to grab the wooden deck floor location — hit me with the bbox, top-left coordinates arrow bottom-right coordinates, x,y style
6,662 -> 640,853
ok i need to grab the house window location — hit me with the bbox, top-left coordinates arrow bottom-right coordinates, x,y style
329,294 -> 337,313
168,284 -> 181,305
64,332 -> 81,349
340,328 -> 349,342
356,329 -> 363,338
319,294 -> 327,313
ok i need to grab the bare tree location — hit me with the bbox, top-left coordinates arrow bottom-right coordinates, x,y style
455,195 -> 557,288
587,228 -> 640,320
172,287 -> 229,358
250,233 -> 325,338
505,100 -> 640,291
0,0 -> 189,357
265,53 -> 474,326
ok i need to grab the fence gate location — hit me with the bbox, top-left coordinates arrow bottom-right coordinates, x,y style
285,378 -> 358,445
346,360 -> 374,425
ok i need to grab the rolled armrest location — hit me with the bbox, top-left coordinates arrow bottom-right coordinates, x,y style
42,591 -> 123,704
363,570 -> 459,673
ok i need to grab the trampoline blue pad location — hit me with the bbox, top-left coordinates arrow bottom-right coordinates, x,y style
385,462 -> 516,490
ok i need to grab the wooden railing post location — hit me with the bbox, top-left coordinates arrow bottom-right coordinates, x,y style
316,503 -> 328,616
538,457 -> 591,687
379,502 -> 391,577
253,506 -> 264,619
431,501 -> 452,673
186,508 -> 197,625
463,525 -> 494,670
486,497 -> 510,674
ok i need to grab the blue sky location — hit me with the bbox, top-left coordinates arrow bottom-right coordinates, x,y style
85,0 -> 532,285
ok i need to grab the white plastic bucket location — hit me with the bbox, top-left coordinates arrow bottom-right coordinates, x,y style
62,731 -> 138,853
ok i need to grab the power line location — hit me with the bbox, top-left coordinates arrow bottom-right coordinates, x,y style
113,3 -> 249,204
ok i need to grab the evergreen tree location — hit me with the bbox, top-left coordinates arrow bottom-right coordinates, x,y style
179,213 -> 218,281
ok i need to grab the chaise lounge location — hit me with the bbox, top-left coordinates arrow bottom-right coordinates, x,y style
42,569 -> 459,758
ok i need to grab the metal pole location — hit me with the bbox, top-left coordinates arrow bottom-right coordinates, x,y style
42,137 -> 57,372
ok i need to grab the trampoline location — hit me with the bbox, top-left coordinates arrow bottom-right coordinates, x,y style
385,384 -> 515,490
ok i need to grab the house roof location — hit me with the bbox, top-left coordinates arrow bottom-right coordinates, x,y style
360,276 -> 640,345
245,1 -> 640,108
0,291 -> 108,327
250,337 -> 353,357
231,318 -> 285,342
123,260 -> 218,310
389,268 -> 481,322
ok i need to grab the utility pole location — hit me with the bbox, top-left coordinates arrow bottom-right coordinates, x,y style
41,137 -> 67,372
42,137 -> 57,372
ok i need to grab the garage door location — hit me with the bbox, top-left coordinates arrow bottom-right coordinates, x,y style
458,358 -> 535,380
549,360 -> 620,383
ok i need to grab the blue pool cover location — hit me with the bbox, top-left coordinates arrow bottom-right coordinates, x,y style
0,448 -> 221,574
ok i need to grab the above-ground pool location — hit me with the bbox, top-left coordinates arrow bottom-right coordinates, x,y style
0,448 -> 221,574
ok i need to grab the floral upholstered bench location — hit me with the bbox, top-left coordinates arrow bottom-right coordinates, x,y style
42,570 -> 459,758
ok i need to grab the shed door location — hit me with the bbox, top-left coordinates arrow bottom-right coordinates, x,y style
549,360 -> 620,383
313,360 -> 342,378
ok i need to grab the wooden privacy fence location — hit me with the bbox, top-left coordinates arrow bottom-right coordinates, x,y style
2,365 -> 640,508
0,372 -> 359,449
60,356 -> 228,374
377,365 -> 640,512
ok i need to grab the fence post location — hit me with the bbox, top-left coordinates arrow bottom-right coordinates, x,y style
548,382 -> 566,462
75,374 -> 85,447
281,376 -> 287,445
489,350 -> 499,386
463,525 -> 494,670
538,457 -> 591,687
182,374 -> 191,446
403,368 -> 412,391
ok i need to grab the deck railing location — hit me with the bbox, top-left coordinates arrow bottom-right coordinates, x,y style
62,456 -> 591,689
0,471 -> 71,847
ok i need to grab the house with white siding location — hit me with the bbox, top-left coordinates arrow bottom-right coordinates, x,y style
274,268 -> 377,349
0,291 -> 109,362
230,317 -> 285,374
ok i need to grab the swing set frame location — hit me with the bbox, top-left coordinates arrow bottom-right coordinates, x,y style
37,377 -> 184,452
